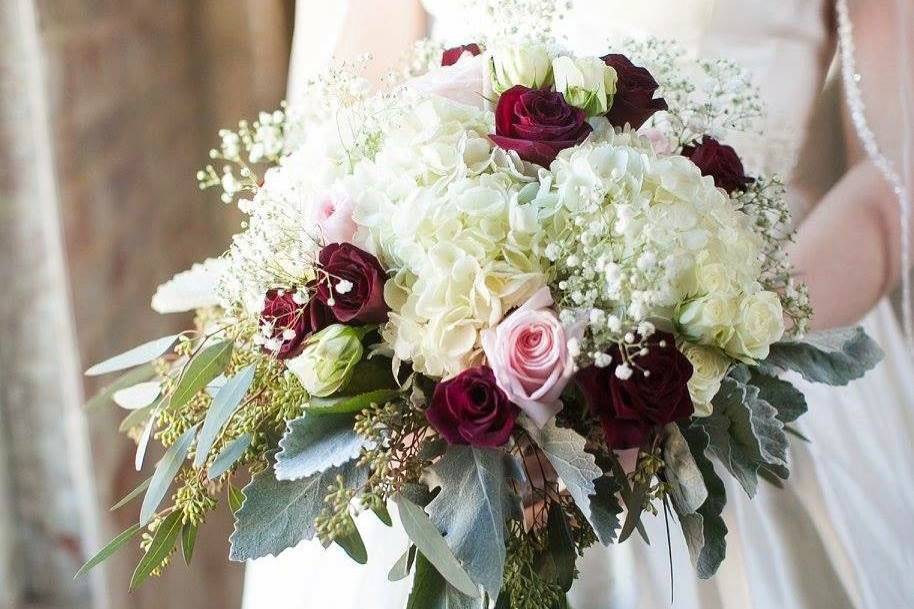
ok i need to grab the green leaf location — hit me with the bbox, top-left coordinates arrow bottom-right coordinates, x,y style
229,460 -> 367,561
109,477 -> 151,511
85,364 -> 157,411
761,326 -> 883,386
130,511 -> 183,590
746,368 -> 807,423
521,420 -> 609,543
389,545 -> 417,582
340,356 -> 399,394
425,446 -> 517,600
407,552 -> 480,609
169,339 -> 234,411
334,515 -> 368,564
86,335 -> 179,376
227,483 -> 245,513
663,423 -> 708,514
309,389 -> 402,415
673,424 -> 728,579
275,412 -> 365,481
75,523 -> 142,579
140,423 -> 199,525
208,433 -> 252,480
393,494 -> 479,599
699,376 -> 788,497
194,365 -> 255,468
545,505 -> 576,592
181,523 -> 198,565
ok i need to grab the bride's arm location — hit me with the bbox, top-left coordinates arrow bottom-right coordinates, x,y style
332,0 -> 427,83
789,1 -> 913,331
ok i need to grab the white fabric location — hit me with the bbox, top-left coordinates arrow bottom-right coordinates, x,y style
242,1 -> 914,608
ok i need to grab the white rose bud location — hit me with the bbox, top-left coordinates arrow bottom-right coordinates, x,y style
552,56 -> 617,116
286,324 -> 364,397
681,343 -> 732,416
490,44 -> 553,94
675,294 -> 739,348
725,291 -> 786,362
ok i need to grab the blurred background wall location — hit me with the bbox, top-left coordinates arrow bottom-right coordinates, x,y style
0,1 -> 294,608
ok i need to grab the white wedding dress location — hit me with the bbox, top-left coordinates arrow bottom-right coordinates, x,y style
242,1 -> 914,608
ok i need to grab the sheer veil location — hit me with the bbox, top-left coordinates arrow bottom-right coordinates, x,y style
839,0 -> 914,348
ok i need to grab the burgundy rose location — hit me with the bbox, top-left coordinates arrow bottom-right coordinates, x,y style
576,332 -> 694,449
441,43 -> 482,67
489,85 -> 593,167
259,288 -> 331,359
426,366 -> 519,447
682,136 -> 754,194
601,54 -> 668,129
316,243 -> 388,325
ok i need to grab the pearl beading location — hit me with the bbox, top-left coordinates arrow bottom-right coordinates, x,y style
837,0 -> 914,349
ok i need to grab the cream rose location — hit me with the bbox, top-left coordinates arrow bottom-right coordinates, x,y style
675,294 -> 739,348
490,44 -> 553,94
681,343 -> 732,416
481,287 -> 578,427
726,290 -> 785,361
552,56 -> 617,116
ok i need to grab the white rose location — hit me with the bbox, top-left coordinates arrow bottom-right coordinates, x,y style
552,56 -> 617,116
675,294 -> 739,347
726,290 -> 785,361
681,343 -> 731,416
490,44 -> 553,94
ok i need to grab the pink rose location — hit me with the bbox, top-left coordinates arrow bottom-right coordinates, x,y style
310,189 -> 357,244
481,287 -> 578,427
406,52 -> 488,110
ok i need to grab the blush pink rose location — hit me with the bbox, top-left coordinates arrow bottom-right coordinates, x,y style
406,52 -> 489,110
310,189 -> 357,244
481,287 -> 578,428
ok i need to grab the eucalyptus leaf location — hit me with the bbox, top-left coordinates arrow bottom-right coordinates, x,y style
113,381 -> 161,410
130,510 -> 183,590
85,364 -> 157,411
340,356 -> 399,394
309,389 -> 402,415
86,335 -> 179,376
520,420 -> 606,542
389,545 -> 417,582
181,523 -> 198,564
227,483 -> 245,513
195,365 -> 255,467
109,477 -> 151,511
761,326 -> 883,385
425,446 -> 517,600
393,494 -> 479,599
134,412 -> 157,472
407,552 -> 481,609
208,433 -> 253,480
545,505 -> 576,592
75,523 -> 142,578
140,423 -> 199,526
275,412 -> 365,481
169,339 -> 234,411
373,502 -> 393,527
230,460 -> 367,561
118,402 -> 157,433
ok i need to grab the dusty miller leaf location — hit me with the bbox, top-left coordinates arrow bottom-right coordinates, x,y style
425,446 -> 517,601
275,412 -> 365,481
229,459 -> 366,561
744,367 -> 807,423
673,424 -> 728,579
663,423 -> 708,514
761,326 -> 882,386
521,419 -> 608,542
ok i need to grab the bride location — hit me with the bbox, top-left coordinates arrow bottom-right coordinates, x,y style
243,1 -> 914,607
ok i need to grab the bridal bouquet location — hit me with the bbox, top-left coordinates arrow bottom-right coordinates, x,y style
80,30 -> 881,609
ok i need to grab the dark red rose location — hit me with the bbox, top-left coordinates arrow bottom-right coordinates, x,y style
441,43 -> 482,66
316,243 -> 388,325
601,54 -> 668,129
575,332 -> 694,449
260,288 -> 332,359
426,366 -> 519,447
489,85 -> 593,167
682,136 -> 754,194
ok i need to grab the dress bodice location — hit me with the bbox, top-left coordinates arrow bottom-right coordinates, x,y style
423,0 -> 836,182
